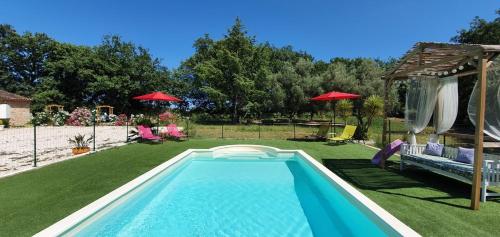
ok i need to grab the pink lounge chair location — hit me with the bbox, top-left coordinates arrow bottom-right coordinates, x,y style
166,124 -> 187,140
138,125 -> 162,142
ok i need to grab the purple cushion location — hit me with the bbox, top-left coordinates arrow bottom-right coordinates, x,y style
455,147 -> 474,164
423,142 -> 444,156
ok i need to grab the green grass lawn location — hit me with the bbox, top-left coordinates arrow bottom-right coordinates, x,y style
0,139 -> 498,236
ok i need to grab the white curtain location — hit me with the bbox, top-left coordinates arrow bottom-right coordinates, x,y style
468,59 -> 500,141
430,76 -> 459,142
405,76 -> 439,144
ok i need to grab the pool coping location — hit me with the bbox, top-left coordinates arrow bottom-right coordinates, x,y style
35,145 -> 420,237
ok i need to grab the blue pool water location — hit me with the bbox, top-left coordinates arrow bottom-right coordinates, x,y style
67,154 -> 399,237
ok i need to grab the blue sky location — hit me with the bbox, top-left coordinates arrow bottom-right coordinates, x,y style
1,0 -> 498,68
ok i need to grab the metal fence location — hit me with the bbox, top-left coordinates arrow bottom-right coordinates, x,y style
0,119 -> 131,177
188,121 -> 340,140
0,117 -> 349,176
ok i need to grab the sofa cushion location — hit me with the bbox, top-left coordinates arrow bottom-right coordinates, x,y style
455,147 -> 474,164
441,146 -> 458,159
423,142 -> 444,156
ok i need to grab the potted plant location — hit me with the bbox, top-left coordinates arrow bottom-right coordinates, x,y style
0,119 -> 9,130
68,134 -> 93,155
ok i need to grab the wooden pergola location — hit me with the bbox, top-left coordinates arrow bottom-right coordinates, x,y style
44,104 -> 64,113
96,105 -> 114,116
382,42 -> 500,210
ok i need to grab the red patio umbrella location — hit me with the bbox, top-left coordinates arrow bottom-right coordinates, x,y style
311,91 -> 360,134
133,92 -> 182,133
133,92 -> 182,102
310,91 -> 360,101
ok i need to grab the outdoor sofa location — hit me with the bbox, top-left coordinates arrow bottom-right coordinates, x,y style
400,144 -> 500,202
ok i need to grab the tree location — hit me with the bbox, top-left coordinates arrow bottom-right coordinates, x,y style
89,35 -> 170,114
184,18 -> 268,122
354,95 -> 384,140
0,24 -> 56,96
451,9 -> 500,44
451,9 -> 500,124
38,43 -> 95,111
335,100 -> 353,124
1,21 -> 396,123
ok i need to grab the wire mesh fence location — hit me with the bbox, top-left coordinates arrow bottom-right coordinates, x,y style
0,126 -> 34,174
188,121 -> 333,140
0,119 -> 131,177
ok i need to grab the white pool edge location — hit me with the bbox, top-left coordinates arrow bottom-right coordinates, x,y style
294,149 -> 420,237
35,145 -> 420,237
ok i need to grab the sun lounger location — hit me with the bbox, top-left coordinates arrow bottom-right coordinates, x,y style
137,125 -> 162,142
286,124 -> 330,141
165,124 -> 187,140
328,125 -> 357,144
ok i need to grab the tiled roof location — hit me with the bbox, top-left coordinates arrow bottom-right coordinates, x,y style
0,90 -> 31,102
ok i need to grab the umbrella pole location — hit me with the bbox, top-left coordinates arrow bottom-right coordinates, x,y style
333,106 -> 336,135
157,102 -> 160,136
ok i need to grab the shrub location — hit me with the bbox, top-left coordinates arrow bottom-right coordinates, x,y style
335,100 -> 353,124
191,113 -> 227,124
32,112 -> 51,126
159,111 -> 178,125
68,134 -> 94,148
114,114 -> 128,126
0,119 -> 9,127
354,95 -> 384,140
130,114 -> 145,125
97,113 -> 108,123
108,114 -> 118,122
159,111 -> 175,121
134,117 -> 154,127
66,107 -> 93,126
52,111 -> 69,126
180,118 -> 196,137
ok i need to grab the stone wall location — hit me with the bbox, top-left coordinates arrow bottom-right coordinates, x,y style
5,101 -> 31,126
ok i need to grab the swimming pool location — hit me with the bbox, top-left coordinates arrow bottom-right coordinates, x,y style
35,145 -> 419,237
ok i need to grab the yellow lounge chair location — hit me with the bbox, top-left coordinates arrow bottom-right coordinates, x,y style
328,125 -> 357,144
303,124 -> 330,141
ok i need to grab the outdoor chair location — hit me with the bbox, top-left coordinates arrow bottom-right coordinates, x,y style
287,124 -> 330,141
304,124 -> 331,141
328,125 -> 357,144
165,124 -> 187,140
137,125 -> 162,143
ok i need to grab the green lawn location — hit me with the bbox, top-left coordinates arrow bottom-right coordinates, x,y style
0,139 -> 498,236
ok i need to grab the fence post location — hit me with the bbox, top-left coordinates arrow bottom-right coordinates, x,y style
258,123 -> 261,139
388,119 -> 391,142
33,124 -> 37,167
126,116 -> 129,142
293,123 -> 296,140
186,117 -> 189,138
93,111 -> 96,151
221,123 -> 224,139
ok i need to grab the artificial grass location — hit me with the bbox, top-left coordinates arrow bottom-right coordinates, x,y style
0,139 -> 498,236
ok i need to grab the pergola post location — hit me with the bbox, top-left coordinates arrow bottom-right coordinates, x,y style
470,52 -> 487,210
382,79 -> 390,147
